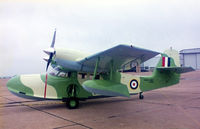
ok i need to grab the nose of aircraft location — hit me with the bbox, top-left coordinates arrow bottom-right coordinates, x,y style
7,75 -> 34,96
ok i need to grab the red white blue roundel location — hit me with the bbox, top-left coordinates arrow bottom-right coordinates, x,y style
130,79 -> 138,89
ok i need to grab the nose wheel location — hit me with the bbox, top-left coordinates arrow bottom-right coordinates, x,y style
139,92 -> 144,99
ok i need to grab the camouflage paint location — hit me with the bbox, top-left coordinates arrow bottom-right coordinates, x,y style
40,73 -> 92,99
7,73 -> 92,100
120,73 -> 141,94
7,75 -> 34,96
20,74 -> 57,98
6,53 -> 180,100
140,54 -> 180,91
120,54 -> 180,93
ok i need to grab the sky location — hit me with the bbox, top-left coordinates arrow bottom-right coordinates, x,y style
0,0 -> 200,76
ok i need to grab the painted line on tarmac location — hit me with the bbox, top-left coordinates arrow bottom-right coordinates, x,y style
1,96 -> 92,129
0,99 -> 64,108
26,105 -> 92,129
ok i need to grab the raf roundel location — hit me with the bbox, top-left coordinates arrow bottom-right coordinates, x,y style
130,79 -> 138,89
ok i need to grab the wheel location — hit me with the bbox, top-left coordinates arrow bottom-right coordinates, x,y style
139,94 -> 144,99
139,92 -> 144,99
66,98 -> 79,109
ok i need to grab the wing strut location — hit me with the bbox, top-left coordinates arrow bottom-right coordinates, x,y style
93,57 -> 100,80
110,60 -> 113,80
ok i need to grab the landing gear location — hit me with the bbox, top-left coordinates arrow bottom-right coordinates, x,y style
66,97 -> 79,109
66,84 -> 79,109
139,92 -> 144,99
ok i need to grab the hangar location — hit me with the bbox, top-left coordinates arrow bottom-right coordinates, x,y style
120,47 -> 200,72
180,48 -> 200,70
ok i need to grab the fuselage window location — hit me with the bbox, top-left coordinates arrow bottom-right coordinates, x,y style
59,72 -> 67,77
68,72 -> 71,78
81,74 -> 85,79
94,75 -> 100,79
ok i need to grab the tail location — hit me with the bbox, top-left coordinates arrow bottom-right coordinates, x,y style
140,54 -> 180,92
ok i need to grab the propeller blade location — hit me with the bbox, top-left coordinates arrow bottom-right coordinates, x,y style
45,29 -> 57,72
46,53 -> 53,72
51,29 -> 56,48
43,56 -> 49,62
44,29 -> 57,98
43,48 -> 55,55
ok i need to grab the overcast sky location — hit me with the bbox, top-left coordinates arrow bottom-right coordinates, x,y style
0,0 -> 200,76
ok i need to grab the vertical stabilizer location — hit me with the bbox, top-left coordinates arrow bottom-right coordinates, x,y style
140,54 -> 180,92
156,53 -> 177,68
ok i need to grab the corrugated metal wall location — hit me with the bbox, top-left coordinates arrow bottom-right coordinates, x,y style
180,48 -> 200,70
197,54 -> 200,69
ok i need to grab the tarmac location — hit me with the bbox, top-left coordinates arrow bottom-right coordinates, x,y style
0,71 -> 200,129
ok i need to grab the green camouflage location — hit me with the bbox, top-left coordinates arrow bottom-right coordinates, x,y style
7,54 -> 180,100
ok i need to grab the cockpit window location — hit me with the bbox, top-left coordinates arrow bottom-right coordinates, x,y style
49,69 -> 68,77
58,72 -> 67,77
49,71 -> 59,76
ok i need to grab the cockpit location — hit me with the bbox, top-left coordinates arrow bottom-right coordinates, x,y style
49,69 -> 69,77
48,69 -> 92,79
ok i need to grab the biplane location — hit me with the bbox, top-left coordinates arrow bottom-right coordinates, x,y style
7,30 -> 182,109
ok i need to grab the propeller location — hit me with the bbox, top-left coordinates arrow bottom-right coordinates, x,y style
43,29 -> 56,98
43,29 -> 56,72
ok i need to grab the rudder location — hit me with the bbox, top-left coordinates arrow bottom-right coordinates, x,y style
140,54 -> 180,92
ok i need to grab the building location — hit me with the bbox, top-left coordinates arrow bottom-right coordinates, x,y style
180,48 -> 200,70
141,56 -> 160,71
123,48 -> 199,72
141,47 -> 180,71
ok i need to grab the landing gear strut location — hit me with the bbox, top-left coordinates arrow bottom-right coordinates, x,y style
66,84 -> 79,109
139,92 -> 144,99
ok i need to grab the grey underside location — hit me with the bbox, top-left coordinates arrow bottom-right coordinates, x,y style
55,45 -> 159,73
78,44 -> 160,72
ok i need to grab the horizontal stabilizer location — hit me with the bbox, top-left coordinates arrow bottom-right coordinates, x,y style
83,80 -> 130,97
156,67 -> 194,73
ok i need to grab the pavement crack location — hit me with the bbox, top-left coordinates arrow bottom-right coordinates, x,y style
1,96 -> 92,129
25,105 -> 92,129
107,115 -> 119,119
143,101 -> 173,106
53,124 -> 77,129
185,106 -> 200,110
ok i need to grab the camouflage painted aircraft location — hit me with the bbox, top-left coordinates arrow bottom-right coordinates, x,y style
7,30 -> 182,109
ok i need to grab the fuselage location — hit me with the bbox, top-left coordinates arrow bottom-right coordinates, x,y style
6,71 -> 144,100
7,49 -> 180,103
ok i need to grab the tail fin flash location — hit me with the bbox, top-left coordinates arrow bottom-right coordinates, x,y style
162,56 -> 171,67
156,54 -> 176,68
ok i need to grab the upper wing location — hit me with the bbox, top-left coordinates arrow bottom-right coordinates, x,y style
78,44 -> 160,72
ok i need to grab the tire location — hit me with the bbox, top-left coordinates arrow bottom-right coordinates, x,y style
139,94 -> 144,99
66,98 -> 79,109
